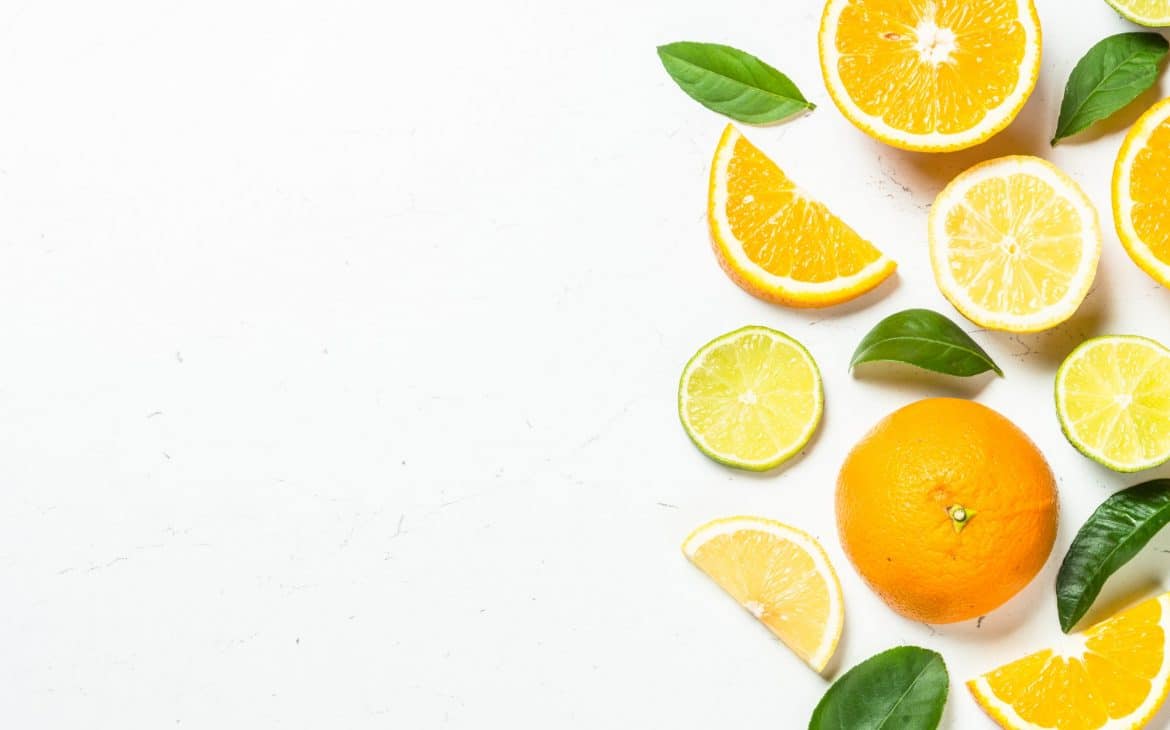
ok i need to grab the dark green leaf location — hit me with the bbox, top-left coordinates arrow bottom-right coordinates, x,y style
808,646 -> 948,730
1053,32 -> 1168,144
850,308 -> 1002,377
656,41 -> 813,124
1056,479 -> 1170,632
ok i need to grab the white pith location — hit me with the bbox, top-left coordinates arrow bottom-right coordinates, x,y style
710,126 -> 894,297
928,156 -> 1101,332
1114,97 -> 1170,287
819,0 -> 1041,150
969,593 -> 1170,729
682,517 -> 844,672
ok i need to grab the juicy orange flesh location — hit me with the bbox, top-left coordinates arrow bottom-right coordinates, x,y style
1129,117 -> 1170,265
983,597 -> 1164,727
833,0 -> 1026,135
943,172 -> 1083,316
1062,341 -> 1170,465
690,528 -> 830,664
683,333 -> 819,463
725,135 -> 883,282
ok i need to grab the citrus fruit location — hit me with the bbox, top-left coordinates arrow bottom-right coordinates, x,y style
708,125 -> 896,307
1114,96 -> 1170,288
1104,0 -> 1170,26
968,590 -> 1170,729
1055,335 -> 1170,473
682,516 -> 844,672
818,0 -> 1042,152
929,155 -> 1102,333
678,326 -> 822,471
836,398 -> 1057,624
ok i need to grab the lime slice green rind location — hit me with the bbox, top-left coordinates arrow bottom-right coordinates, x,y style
1105,0 -> 1170,27
678,325 -> 823,472
1055,335 -> 1170,473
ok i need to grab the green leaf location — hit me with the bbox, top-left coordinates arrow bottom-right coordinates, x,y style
656,41 -> 813,124
850,308 -> 1002,378
1052,32 -> 1169,144
808,646 -> 948,730
1056,479 -> 1170,632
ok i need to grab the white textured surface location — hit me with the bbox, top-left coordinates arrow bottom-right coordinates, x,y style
1,1 -> 1170,727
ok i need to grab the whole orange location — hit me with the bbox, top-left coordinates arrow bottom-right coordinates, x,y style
836,398 -> 1057,624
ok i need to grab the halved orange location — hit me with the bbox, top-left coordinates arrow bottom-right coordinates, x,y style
968,591 -> 1170,729
682,516 -> 844,672
819,0 -> 1042,152
1113,96 -> 1170,289
708,125 -> 896,307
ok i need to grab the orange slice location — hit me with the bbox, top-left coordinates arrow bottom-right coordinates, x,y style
818,0 -> 1042,152
682,516 -> 844,672
1113,96 -> 1170,289
968,591 -> 1170,729
708,125 -> 896,307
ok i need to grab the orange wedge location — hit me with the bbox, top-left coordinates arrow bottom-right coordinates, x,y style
818,0 -> 1042,152
708,125 -> 896,307
1114,96 -> 1170,289
682,516 -> 844,672
968,591 -> 1170,729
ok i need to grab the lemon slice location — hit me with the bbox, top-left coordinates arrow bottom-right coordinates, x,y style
682,516 -> 844,672
929,155 -> 1101,333
1105,0 -> 1170,26
1055,335 -> 1170,473
818,0 -> 1041,152
678,326 -> 822,471
1113,96 -> 1170,288
708,125 -> 896,308
968,591 -> 1170,729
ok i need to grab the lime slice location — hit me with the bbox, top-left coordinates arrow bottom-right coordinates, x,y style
678,326 -> 822,471
1104,0 -> 1170,27
1056,335 -> 1170,472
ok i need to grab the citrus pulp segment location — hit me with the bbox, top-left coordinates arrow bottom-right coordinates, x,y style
682,516 -> 844,672
678,326 -> 823,471
1056,335 -> 1170,473
968,591 -> 1170,730
929,155 -> 1101,333
707,125 -> 896,307
818,0 -> 1041,152
1113,96 -> 1170,289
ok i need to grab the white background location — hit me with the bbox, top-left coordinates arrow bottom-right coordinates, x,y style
1,0 -> 1169,727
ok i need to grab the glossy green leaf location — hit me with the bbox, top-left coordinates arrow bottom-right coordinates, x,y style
809,646 -> 948,730
850,309 -> 1002,377
656,41 -> 813,124
1056,479 -> 1170,632
1053,32 -> 1168,144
